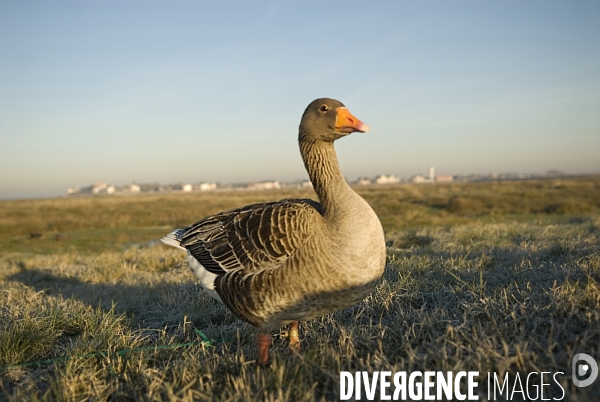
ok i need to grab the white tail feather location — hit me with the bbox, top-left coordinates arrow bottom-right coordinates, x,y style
160,230 -> 186,251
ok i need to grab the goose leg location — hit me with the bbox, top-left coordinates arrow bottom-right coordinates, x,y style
257,333 -> 271,365
289,321 -> 300,351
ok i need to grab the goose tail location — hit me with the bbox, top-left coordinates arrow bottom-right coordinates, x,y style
161,229 -> 187,251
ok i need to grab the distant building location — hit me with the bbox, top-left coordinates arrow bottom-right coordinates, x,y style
301,180 -> 313,188
435,175 -> 454,183
130,183 -> 141,193
92,182 -> 108,194
375,174 -> 399,184
412,167 -> 438,183
429,166 -> 435,181
182,184 -> 193,192
356,177 -> 371,185
435,175 -> 453,183
412,174 -> 428,183
197,182 -> 217,191
247,181 -> 282,190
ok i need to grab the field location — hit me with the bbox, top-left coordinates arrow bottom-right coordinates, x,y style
1,178 -> 599,401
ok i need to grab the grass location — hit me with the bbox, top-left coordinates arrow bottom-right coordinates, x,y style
1,178 -> 599,400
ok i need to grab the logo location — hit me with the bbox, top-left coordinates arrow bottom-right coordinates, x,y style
338,355 -> 598,401
572,353 -> 598,387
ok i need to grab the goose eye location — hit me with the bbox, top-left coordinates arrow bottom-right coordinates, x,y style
320,105 -> 329,112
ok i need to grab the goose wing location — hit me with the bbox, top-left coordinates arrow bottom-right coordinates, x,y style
178,198 -> 323,276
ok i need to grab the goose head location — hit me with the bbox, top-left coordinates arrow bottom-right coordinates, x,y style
299,98 -> 369,143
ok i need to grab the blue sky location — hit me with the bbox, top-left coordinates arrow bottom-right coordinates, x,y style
1,1 -> 599,199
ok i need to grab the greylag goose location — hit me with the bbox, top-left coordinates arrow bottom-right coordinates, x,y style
161,98 -> 386,364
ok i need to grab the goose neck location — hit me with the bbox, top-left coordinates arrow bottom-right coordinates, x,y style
299,139 -> 352,215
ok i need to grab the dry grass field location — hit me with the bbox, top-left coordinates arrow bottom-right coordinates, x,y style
1,178 -> 599,401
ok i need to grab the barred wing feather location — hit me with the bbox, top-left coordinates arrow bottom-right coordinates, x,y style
178,199 -> 323,276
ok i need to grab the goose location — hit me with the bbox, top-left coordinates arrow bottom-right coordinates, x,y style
161,98 -> 386,365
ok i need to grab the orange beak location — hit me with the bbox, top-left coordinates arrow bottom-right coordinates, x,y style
335,107 -> 370,133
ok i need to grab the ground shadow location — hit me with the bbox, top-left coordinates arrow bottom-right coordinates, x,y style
6,268 -> 233,331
